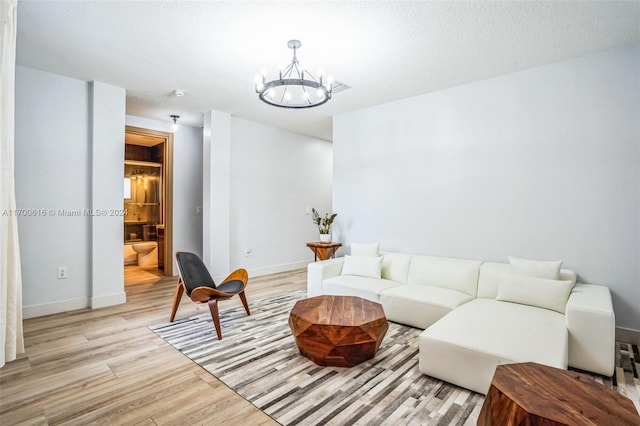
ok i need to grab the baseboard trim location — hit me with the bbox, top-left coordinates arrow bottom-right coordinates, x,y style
91,292 -> 127,309
212,260 -> 311,283
248,260 -> 311,278
616,327 -> 640,345
23,297 -> 89,319
23,292 -> 127,319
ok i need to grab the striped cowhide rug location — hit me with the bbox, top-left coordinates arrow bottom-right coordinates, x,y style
150,290 -> 638,426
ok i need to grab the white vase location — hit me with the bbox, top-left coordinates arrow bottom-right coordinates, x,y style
319,234 -> 331,243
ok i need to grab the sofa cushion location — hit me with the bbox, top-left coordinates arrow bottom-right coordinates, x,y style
350,242 -> 380,256
407,256 -> 481,297
341,255 -> 383,279
478,262 -> 577,299
322,275 -> 400,302
508,256 -> 562,280
496,274 -> 573,313
380,252 -> 413,284
419,299 -> 568,394
379,284 -> 474,329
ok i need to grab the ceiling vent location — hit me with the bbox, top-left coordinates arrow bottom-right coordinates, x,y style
331,81 -> 351,94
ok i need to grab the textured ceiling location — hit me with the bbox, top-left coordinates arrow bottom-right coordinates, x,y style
16,1 -> 640,141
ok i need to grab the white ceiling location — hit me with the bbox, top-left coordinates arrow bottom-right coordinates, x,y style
16,1 -> 640,141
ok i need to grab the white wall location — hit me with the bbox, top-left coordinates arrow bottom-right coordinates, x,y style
333,45 -> 639,331
90,82 -> 127,308
125,115 -> 203,261
15,67 -> 127,317
229,118 -> 333,274
203,114 -> 333,280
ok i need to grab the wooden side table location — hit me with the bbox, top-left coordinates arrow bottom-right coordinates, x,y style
478,362 -> 640,425
306,241 -> 342,261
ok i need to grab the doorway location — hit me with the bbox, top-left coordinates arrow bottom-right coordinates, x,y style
124,125 -> 174,284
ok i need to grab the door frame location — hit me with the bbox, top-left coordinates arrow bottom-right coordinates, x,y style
125,125 -> 174,277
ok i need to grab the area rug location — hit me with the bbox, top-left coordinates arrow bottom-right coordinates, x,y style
150,291 -> 639,426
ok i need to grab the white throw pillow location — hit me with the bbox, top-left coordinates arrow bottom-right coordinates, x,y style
350,242 -> 380,257
496,274 -> 573,313
341,255 -> 383,279
508,256 -> 562,280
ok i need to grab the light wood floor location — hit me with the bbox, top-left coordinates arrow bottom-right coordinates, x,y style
0,267 -> 306,425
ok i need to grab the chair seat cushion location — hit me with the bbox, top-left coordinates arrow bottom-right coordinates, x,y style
217,279 -> 244,294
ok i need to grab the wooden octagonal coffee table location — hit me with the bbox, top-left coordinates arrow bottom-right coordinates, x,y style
478,362 -> 640,425
289,295 -> 388,367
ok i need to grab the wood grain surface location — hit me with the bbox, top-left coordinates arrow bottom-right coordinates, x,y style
306,242 -> 342,260
0,266 -> 305,425
478,362 -> 640,426
289,295 -> 389,367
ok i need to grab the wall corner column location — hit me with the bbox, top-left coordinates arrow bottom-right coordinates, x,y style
202,110 -> 231,279
90,81 -> 127,308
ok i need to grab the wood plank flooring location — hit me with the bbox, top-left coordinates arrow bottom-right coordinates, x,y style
0,266 -> 306,425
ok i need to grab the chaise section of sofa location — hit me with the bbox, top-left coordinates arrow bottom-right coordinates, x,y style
418,298 -> 568,394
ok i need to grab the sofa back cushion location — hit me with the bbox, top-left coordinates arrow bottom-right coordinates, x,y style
380,252 -> 413,284
496,274 -> 573,313
478,262 -> 577,299
508,256 -> 562,280
407,255 -> 481,297
341,255 -> 383,279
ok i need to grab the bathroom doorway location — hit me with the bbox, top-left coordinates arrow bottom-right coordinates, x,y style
124,126 -> 174,284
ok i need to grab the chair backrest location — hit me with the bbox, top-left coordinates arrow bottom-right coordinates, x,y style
175,252 -> 216,294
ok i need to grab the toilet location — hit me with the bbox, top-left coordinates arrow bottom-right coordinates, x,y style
132,241 -> 158,267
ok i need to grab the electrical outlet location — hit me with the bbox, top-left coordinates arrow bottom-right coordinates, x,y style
57,266 -> 68,279
245,248 -> 253,257
196,206 -> 202,215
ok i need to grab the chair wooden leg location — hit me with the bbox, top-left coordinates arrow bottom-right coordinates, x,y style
239,291 -> 250,316
208,298 -> 222,340
169,280 -> 184,322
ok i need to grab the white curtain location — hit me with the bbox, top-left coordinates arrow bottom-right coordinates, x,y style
0,0 -> 24,367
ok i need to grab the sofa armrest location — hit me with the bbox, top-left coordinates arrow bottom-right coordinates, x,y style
565,283 -> 615,376
307,257 -> 344,297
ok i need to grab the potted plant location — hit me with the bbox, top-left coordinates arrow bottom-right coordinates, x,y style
312,208 -> 337,243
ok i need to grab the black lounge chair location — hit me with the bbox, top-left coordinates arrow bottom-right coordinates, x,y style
170,251 -> 250,340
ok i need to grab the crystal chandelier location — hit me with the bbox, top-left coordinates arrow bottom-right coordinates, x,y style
255,40 -> 332,108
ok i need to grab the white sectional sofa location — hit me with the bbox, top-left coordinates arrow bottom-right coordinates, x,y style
307,248 -> 615,395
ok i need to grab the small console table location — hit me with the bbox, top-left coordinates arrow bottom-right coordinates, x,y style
306,242 -> 342,261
